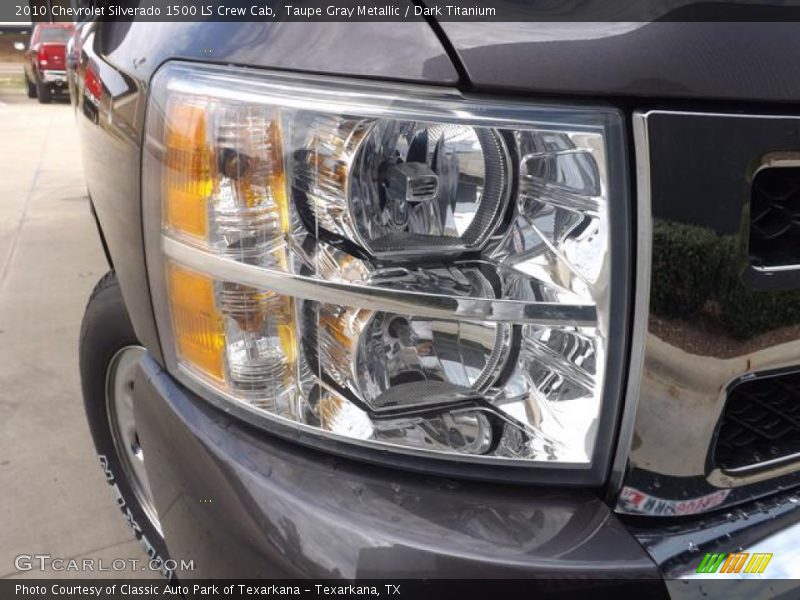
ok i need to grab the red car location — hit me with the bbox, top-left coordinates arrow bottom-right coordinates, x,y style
23,23 -> 74,103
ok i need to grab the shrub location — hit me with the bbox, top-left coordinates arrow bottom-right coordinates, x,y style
650,219 -> 800,340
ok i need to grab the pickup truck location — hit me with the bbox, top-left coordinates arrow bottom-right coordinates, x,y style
23,22 -> 73,103
74,16 -> 800,597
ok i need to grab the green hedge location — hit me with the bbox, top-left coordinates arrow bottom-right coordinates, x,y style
651,220 -> 800,340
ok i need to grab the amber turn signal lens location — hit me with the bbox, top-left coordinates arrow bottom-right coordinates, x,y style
163,101 -> 213,239
166,262 -> 225,381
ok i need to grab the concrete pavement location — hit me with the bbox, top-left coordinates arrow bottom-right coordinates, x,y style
0,87 -> 158,579
0,62 -> 23,75
0,62 -> 24,87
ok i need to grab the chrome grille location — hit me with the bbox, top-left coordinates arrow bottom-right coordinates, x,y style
750,166 -> 800,268
715,371 -> 800,471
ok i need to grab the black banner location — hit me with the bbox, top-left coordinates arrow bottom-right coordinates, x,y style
6,0 -> 800,23
8,578 -> 800,599
4,579 -> 674,600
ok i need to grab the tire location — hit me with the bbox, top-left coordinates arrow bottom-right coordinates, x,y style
25,75 -> 36,99
36,80 -> 51,104
79,272 -> 174,579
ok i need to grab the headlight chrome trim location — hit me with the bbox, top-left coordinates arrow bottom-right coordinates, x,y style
163,237 -> 598,326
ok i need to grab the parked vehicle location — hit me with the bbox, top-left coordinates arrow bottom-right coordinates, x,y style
66,21 -> 95,115
23,22 -> 73,103
75,18 -> 800,593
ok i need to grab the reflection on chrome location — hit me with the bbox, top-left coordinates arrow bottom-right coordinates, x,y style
619,110 -> 800,516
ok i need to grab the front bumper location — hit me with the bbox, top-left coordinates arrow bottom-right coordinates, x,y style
133,354 -> 664,585
637,490 -> 800,599
133,354 -> 800,595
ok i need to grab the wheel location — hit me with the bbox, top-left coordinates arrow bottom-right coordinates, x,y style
25,74 -> 36,98
36,80 -> 51,104
79,272 -> 173,578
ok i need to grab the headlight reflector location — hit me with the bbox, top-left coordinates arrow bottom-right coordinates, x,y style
348,121 -> 508,256
145,63 -> 627,477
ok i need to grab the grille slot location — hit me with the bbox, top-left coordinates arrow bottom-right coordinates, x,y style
715,371 -> 800,471
749,166 -> 800,268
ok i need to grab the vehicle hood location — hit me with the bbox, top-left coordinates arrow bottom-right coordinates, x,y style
440,22 -> 800,103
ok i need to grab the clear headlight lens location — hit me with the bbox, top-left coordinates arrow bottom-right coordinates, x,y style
144,63 -> 626,473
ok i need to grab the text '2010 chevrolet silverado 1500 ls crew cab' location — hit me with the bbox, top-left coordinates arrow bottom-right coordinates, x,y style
72,10 -> 800,598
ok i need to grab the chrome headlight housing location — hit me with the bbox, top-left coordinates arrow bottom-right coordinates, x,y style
144,62 -> 629,483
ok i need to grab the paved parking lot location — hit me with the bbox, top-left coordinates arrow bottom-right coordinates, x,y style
0,85 -> 157,579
